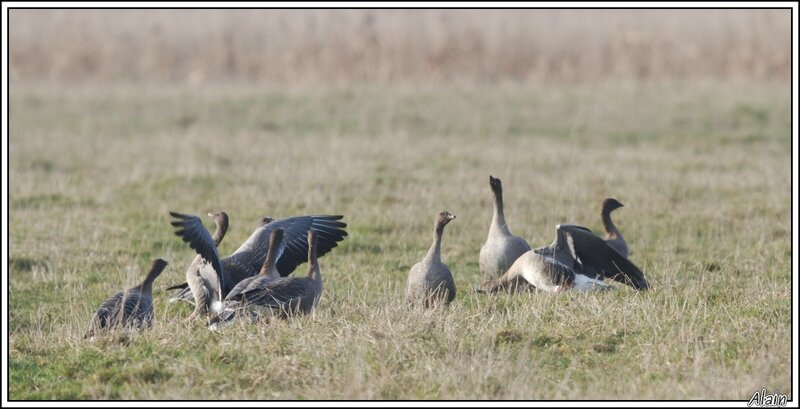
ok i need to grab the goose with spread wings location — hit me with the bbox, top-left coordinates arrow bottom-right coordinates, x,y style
167,212 -> 346,311
168,212 -> 230,321
478,224 -> 650,293
209,228 -> 323,327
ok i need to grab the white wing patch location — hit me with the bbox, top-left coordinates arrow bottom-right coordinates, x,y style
573,274 -> 610,292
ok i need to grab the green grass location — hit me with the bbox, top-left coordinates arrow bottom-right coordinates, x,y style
8,80 -> 791,400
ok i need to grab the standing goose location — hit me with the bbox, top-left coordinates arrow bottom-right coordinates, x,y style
169,211 -> 230,321
601,198 -> 628,258
222,229 -> 323,320
479,224 -> 650,293
168,214 -> 347,304
85,259 -> 168,339
479,176 -> 533,291
405,211 -> 457,307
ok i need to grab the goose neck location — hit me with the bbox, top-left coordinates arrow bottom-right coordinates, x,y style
601,210 -> 619,237
491,194 -> 511,235
259,239 -> 281,278
141,260 -> 167,294
425,224 -> 445,262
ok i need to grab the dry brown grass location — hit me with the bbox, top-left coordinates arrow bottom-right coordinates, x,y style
8,80 -> 791,400
9,9 -> 791,85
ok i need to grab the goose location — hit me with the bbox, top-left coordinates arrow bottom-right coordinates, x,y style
405,211 -> 457,307
85,259 -> 168,339
478,176 -> 534,291
223,228 -> 285,308
168,213 -> 347,305
219,228 -> 323,322
478,224 -> 650,293
169,211 -> 230,321
601,198 -> 628,258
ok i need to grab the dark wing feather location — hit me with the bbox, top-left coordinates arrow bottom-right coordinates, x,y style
86,290 -> 153,337
558,225 -> 650,290
165,282 -> 189,292
261,215 -> 347,276
239,277 -> 311,308
86,291 -> 124,336
225,276 -> 258,302
168,215 -> 347,299
168,285 -> 194,304
169,212 -> 224,286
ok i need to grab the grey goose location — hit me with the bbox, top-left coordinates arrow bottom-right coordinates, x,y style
85,259 -> 168,339
214,228 -> 323,325
405,211 -> 457,307
478,176 -> 534,291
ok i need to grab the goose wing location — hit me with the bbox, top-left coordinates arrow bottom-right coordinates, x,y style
253,215 -> 347,276
167,285 -> 194,304
86,290 -> 151,337
225,275 -> 258,302
170,212 -> 225,293
165,282 -> 188,291
557,224 -> 650,290
86,291 -> 124,336
168,215 -> 346,300
239,277 -> 311,308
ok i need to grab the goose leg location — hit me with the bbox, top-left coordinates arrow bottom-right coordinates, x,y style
184,310 -> 199,323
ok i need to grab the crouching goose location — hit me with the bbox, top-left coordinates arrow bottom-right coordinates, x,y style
406,211 -> 457,307
478,224 -> 650,293
601,198 -> 628,258
169,211 -> 230,321
215,229 -> 323,324
479,176 -> 534,291
168,214 -> 347,306
85,259 -> 168,339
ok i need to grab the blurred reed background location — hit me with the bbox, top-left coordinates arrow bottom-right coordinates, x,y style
9,9 -> 791,85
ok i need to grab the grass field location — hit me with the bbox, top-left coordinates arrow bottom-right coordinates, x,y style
7,80 -> 791,400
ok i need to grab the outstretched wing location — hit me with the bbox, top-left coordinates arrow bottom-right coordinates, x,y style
558,224 -> 650,290
170,211 -> 225,291
238,215 -> 348,276
170,212 -> 223,278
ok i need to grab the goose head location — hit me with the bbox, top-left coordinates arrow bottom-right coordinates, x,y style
207,211 -> 229,245
489,175 -> 502,195
436,211 -> 456,228
208,211 -> 229,230
602,198 -> 624,214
